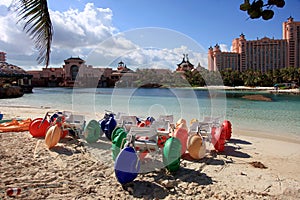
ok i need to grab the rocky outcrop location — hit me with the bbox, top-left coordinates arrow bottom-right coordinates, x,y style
0,86 -> 24,98
140,83 -> 162,88
242,94 -> 272,101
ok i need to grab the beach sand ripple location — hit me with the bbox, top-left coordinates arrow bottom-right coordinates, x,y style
0,106 -> 300,199
0,131 -> 299,199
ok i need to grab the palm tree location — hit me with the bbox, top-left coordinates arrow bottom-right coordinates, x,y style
12,0 -> 52,67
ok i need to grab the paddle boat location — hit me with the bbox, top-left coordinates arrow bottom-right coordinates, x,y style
189,116 -> 232,153
29,111 -> 86,148
112,115 -> 182,185
83,111 -> 139,145
98,110 -> 117,141
112,114 -> 175,160
0,118 -> 32,133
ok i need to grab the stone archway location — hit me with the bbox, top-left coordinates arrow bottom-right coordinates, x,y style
70,65 -> 79,81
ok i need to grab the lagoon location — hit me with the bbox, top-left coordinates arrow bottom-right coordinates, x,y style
1,87 -> 299,139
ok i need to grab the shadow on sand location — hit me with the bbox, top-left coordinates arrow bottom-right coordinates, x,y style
227,138 -> 252,145
127,180 -> 169,199
50,146 -> 74,156
219,145 -> 251,158
123,167 -> 213,199
84,139 -> 112,150
173,167 -> 213,185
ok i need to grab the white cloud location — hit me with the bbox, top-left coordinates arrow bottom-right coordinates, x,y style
0,2 -> 207,71
0,2 -> 116,69
0,0 -> 12,7
0,8 -> 37,69
51,3 -> 116,48
87,38 -> 207,71
85,27 -> 208,70
219,44 -> 230,52
49,3 -> 117,66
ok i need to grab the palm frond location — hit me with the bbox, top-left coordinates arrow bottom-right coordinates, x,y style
13,0 -> 53,67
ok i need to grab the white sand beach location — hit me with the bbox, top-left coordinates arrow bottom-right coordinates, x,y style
0,106 -> 300,199
195,85 -> 300,94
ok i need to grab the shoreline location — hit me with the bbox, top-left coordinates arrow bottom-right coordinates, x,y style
1,104 -> 300,149
234,127 -> 300,145
167,85 -> 300,95
193,86 -> 300,94
1,104 -> 300,141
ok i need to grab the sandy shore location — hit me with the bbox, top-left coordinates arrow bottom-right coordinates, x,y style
194,86 -> 300,94
0,106 -> 300,199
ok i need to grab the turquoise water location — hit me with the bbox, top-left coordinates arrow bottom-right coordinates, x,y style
1,87 -> 299,138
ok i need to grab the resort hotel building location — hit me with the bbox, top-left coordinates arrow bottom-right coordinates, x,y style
208,17 -> 300,72
27,58 -> 135,87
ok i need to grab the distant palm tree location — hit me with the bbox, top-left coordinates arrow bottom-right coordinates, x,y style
12,0 -> 52,67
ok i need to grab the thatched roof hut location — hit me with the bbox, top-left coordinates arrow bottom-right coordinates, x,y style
0,62 -> 32,78
0,62 -> 33,97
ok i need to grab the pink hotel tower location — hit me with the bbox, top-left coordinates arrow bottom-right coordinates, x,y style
208,17 -> 300,72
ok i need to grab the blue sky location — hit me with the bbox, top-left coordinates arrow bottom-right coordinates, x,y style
0,0 -> 300,70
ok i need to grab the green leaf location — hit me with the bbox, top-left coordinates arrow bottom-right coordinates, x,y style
262,9 -> 274,20
240,3 -> 251,11
248,7 -> 262,19
13,0 -> 53,67
275,0 -> 285,8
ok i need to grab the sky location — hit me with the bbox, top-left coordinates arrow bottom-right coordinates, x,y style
0,0 -> 300,70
